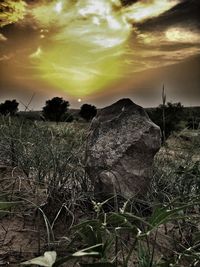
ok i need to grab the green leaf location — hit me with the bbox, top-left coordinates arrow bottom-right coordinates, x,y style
73,243 -> 103,254
149,202 -> 199,228
0,201 -> 22,210
73,251 -> 100,257
53,245 -> 102,267
72,220 -> 99,231
22,251 -> 57,267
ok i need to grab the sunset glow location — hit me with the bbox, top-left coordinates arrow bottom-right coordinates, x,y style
0,0 -> 181,97
0,0 -> 200,107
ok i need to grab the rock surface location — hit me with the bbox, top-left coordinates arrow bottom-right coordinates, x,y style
86,99 -> 161,198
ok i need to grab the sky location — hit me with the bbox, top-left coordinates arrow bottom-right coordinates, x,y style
0,0 -> 200,110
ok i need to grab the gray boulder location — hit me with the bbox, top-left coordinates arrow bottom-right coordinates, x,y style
86,99 -> 161,198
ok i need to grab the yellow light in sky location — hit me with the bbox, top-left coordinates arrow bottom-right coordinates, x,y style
29,0 -> 179,97
54,1 -> 63,14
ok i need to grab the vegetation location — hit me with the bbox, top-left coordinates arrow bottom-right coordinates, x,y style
186,107 -> 200,129
1,97 -> 198,134
80,104 -> 97,122
0,99 -> 19,116
0,99 -> 199,266
148,102 -> 185,140
42,97 -> 72,122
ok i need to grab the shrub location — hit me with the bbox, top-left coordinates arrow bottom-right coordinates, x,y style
0,99 -> 19,116
42,97 -> 70,122
148,102 -> 184,140
80,104 -> 97,122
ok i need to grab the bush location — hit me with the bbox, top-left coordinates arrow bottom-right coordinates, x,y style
79,104 -> 97,122
0,99 -> 19,116
148,102 -> 184,139
42,97 -> 70,122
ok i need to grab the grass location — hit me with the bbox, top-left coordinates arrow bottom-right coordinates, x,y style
0,115 -> 199,266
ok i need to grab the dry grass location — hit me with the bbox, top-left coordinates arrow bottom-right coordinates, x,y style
0,117 -> 199,266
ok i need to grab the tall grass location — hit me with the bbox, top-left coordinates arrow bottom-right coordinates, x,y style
0,116 -> 91,219
0,115 -> 199,267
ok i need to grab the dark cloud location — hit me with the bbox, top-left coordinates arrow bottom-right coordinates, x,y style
139,0 -> 200,32
121,0 -> 138,6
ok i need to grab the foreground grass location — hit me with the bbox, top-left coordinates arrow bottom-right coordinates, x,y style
0,117 -> 199,267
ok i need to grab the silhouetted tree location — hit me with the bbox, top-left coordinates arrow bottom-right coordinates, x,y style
0,100 -> 19,116
42,97 -> 70,122
79,104 -> 97,122
148,102 -> 184,140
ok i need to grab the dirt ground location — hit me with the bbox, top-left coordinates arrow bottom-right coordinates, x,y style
0,166 -> 47,266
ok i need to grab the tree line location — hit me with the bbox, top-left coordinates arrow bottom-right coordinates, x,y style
0,97 -> 97,122
0,97 -> 199,138
42,97 -> 97,122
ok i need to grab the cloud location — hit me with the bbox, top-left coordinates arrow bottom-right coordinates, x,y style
137,24 -> 200,46
22,0 -> 181,97
165,27 -> 200,43
0,0 -> 27,27
124,0 -> 179,22
0,55 -> 12,61
29,46 -> 43,58
133,23 -> 200,69
1,0 -> 199,102
0,33 -> 7,41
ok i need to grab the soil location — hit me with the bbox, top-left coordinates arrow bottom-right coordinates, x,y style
0,166 -> 46,266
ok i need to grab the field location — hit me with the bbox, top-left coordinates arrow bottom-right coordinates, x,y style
0,116 -> 200,267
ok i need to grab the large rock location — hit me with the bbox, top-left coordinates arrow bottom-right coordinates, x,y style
86,99 -> 161,198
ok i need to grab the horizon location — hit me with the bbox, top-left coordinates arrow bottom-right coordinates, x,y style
1,95 -> 200,113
